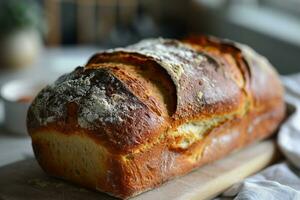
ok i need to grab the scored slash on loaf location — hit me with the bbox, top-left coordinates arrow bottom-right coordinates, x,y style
27,36 -> 285,199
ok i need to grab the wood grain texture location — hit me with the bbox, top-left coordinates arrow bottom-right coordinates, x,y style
0,140 -> 278,200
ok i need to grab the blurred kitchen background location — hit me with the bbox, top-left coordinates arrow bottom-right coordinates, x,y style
0,0 -> 300,129
0,0 -> 300,71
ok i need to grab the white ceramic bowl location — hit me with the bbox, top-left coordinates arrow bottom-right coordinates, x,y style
0,79 -> 47,135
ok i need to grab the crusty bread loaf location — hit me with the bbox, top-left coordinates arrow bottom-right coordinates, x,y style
27,36 -> 285,199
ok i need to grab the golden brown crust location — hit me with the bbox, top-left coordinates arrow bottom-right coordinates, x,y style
184,35 -> 284,108
27,67 -> 166,153
87,40 -> 246,123
27,36 -> 286,199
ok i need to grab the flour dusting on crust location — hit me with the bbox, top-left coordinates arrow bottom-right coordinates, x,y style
107,38 -> 205,86
30,67 -> 143,130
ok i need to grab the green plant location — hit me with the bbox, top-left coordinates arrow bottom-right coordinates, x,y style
0,0 -> 46,37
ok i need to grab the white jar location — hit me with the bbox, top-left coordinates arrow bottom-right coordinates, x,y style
0,29 -> 42,69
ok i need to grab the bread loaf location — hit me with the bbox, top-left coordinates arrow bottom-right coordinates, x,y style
27,36 -> 285,199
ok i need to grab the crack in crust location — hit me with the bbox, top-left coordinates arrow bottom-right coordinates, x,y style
27,67 -> 165,151
88,38 -> 246,124
28,37 -> 283,153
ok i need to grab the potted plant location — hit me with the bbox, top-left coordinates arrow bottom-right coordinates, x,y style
0,0 -> 45,69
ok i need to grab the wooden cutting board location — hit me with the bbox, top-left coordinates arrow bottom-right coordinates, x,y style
0,140 -> 279,200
